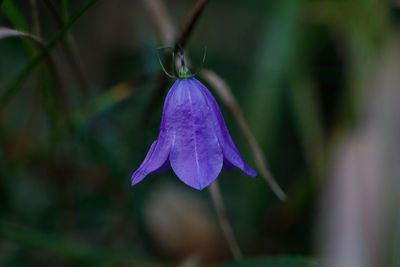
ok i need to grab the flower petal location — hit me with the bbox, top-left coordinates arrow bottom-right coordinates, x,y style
132,140 -> 159,185
169,79 -> 223,190
193,78 -> 257,177
131,81 -> 178,186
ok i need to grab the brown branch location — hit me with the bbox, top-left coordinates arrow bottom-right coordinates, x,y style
209,181 -> 243,260
176,0 -> 209,49
201,69 -> 287,201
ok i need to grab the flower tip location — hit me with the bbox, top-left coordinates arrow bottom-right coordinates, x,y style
131,178 -> 138,187
179,179 -> 214,191
193,185 -> 206,191
175,174 -> 218,191
246,167 -> 258,177
192,182 -> 213,191
131,170 -> 147,186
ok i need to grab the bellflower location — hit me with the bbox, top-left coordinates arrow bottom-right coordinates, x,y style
131,65 -> 257,190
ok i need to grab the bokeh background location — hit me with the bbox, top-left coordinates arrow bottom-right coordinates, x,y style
1,0 -> 399,266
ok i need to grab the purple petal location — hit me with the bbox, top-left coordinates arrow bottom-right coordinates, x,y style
193,78 -> 257,177
131,82 -> 178,186
152,159 -> 171,175
169,79 -> 223,190
132,140 -> 161,185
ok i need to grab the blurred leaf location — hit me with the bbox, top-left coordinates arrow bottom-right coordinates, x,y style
289,71 -> 324,177
1,0 -> 36,55
1,0 -> 30,32
217,257 -> 316,267
246,0 -> 303,149
0,0 -> 100,110
73,82 -> 137,126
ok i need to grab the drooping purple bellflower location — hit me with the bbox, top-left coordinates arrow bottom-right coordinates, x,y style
131,63 -> 257,190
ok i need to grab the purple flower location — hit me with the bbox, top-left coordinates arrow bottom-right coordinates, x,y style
131,77 -> 257,190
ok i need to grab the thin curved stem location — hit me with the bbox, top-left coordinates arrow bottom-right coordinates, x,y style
209,181 -> 243,260
192,46 -> 207,76
157,52 -> 176,79
157,46 -> 178,78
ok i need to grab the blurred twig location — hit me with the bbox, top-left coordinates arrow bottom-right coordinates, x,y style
144,0 -> 209,53
176,0 -> 209,49
0,27 -> 42,51
43,0 -> 89,90
201,69 -> 287,201
209,181 -> 243,260
29,0 -> 41,36
142,0 -> 174,46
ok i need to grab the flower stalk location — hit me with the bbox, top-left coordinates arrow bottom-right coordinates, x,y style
209,181 -> 243,260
